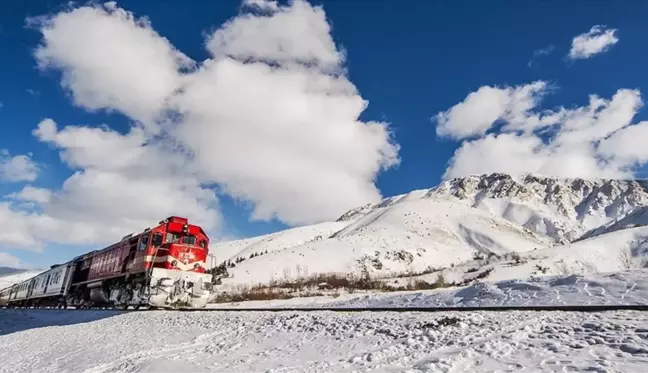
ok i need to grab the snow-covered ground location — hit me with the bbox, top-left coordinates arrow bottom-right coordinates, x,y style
1,308 -> 647,372
209,269 -> 648,309
2,271 -> 647,372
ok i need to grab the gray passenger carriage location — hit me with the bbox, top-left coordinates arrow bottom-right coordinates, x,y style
0,286 -> 12,306
1,262 -> 76,308
9,280 -> 30,303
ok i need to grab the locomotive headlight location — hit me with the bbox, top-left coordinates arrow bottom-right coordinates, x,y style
171,260 -> 178,267
194,263 -> 201,269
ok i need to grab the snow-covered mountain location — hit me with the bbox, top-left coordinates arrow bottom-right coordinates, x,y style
211,173 -> 648,288
341,173 -> 648,243
0,267 -> 25,277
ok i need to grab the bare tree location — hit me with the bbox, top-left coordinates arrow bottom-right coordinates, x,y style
618,247 -> 634,270
283,267 -> 292,282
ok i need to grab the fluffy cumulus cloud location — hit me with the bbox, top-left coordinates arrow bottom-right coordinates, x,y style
435,81 -> 551,139
0,118 -> 220,250
435,82 -> 648,180
1,0 -> 398,250
0,150 -> 39,182
568,25 -> 618,60
30,2 -> 192,127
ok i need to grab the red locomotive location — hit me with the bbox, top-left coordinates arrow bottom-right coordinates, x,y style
1,216 -> 214,309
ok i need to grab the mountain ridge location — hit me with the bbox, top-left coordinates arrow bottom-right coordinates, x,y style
337,173 -> 648,243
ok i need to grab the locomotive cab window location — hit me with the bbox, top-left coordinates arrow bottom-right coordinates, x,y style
182,235 -> 196,245
166,232 -> 180,244
138,233 -> 150,251
152,232 -> 163,247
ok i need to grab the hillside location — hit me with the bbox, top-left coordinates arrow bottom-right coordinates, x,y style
0,267 -> 26,277
0,270 -> 44,290
210,173 -> 648,290
213,221 -> 352,264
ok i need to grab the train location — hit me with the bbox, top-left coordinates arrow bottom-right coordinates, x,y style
0,216 -> 214,310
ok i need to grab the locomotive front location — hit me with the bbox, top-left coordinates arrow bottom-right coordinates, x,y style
146,217 -> 214,309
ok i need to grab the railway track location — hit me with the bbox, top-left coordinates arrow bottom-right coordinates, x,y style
2,304 -> 648,312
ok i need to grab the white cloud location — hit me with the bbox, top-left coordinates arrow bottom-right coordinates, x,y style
180,0 -> 398,224
31,118 -> 220,245
0,252 -> 23,268
170,57 -> 398,224
207,0 -> 344,73
0,203 -> 44,250
30,3 -> 193,127
598,121 -> 648,165
436,83 -> 647,180
8,185 -> 52,204
4,0 -> 398,249
0,150 -> 39,182
553,89 -> 641,146
568,25 -> 618,60
0,117 -> 221,251
242,0 -> 280,12
435,81 -> 550,139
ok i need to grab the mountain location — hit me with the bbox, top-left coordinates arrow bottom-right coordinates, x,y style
340,173 -> 648,243
211,173 -> 648,288
0,267 -> 25,277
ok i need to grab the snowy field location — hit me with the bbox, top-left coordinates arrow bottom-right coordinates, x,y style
1,309 -> 647,372
209,269 -> 648,309
1,270 -> 647,373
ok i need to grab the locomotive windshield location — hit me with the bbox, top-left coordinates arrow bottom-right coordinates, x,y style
182,235 -> 196,245
166,232 -> 180,243
165,232 -> 198,246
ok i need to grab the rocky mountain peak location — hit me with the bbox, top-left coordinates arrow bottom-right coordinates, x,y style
336,173 -> 648,243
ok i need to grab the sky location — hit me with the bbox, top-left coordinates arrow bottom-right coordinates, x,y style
2,0 -> 648,269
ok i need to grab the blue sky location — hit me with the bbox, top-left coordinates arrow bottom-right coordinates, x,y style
2,0 -> 648,269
